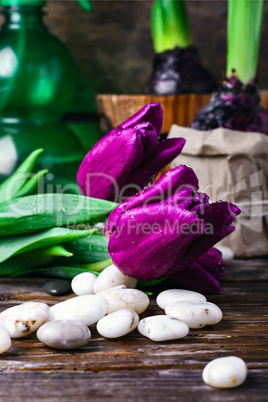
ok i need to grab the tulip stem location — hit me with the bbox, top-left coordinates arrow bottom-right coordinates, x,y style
137,276 -> 168,288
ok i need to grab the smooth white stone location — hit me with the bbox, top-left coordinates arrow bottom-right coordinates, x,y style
37,320 -> 91,350
165,301 -> 223,329
202,356 -> 247,388
48,295 -> 108,326
0,302 -> 50,338
97,309 -> 139,338
71,272 -> 96,295
94,264 -> 137,294
138,315 -> 189,342
101,285 -> 126,291
216,245 -> 234,265
156,289 -> 207,310
0,325 -> 11,353
98,288 -> 149,314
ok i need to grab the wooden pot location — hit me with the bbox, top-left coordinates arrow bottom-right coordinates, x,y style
96,91 -> 268,134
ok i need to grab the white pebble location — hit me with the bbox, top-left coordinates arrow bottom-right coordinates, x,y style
202,356 -> 247,388
97,309 -> 139,338
98,287 -> 149,314
0,302 -> 50,338
48,295 -> 108,326
0,325 -> 12,353
156,289 -> 206,310
216,245 -> 234,265
37,320 -> 91,350
94,264 -> 137,294
165,301 -> 223,329
71,272 -> 96,295
138,315 -> 189,342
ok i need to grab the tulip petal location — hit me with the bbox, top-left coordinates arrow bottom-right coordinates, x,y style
104,165 -> 199,237
165,262 -> 222,294
163,186 -> 196,208
125,138 -> 186,195
195,201 -> 241,233
133,122 -> 158,159
120,103 -> 163,135
108,203 -> 205,280
191,192 -> 210,207
77,128 -> 144,201
124,165 -> 198,210
196,247 -> 225,278
170,201 -> 240,271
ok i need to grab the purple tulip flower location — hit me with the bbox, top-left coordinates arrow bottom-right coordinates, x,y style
77,103 -> 186,202
105,165 -> 240,292
164,247 -> 225,294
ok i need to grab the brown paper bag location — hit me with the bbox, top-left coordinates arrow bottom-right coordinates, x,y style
168,125 -> 268,258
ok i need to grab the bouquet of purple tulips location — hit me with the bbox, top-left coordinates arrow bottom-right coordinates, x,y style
77,103 -> 240,294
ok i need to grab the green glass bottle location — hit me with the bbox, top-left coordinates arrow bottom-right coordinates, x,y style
0,0 -> 86,189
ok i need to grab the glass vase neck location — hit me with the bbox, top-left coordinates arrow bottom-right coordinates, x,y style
2,5 -> 46,30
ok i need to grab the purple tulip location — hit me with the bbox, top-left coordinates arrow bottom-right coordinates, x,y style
164,247 -> 225,294
105,165 -> 240,292
77,103 -> 186,202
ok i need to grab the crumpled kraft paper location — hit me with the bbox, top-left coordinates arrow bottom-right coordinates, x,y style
168,125 -> 268,258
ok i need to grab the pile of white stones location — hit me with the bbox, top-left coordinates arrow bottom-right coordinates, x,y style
0,259 -> 247,389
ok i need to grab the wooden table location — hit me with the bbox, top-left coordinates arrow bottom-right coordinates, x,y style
0,258 -> 267,401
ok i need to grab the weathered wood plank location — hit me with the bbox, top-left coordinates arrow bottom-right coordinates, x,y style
1,333 -> 267,372
0,258 -> 267,400
0,369 -> 267,402
221,258 -> 268,282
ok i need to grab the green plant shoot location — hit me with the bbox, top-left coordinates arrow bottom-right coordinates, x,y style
227,0 -> 265,84
151,0 -> 191,53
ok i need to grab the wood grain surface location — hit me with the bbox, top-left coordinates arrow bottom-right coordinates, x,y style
0,258 -> 267,401
96,91 -> 268,134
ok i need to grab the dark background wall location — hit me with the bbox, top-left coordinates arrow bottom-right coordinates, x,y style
43,0 -> 268,95
1,0 -> 268,95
